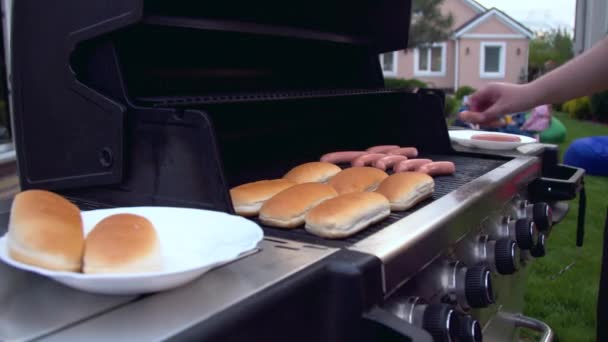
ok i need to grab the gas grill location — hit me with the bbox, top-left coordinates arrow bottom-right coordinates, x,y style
1,1 -> 585,341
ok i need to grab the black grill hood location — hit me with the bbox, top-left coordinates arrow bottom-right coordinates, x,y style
10,0 -> 453,213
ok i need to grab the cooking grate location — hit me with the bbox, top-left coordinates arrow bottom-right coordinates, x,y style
256,154 -> 508,247
67,154 -> 507,248
136,88 -> 405,106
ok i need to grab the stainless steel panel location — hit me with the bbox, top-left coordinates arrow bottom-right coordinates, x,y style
0,257 -> 138,341
350,156 -> 541,295
41,238 -> 337,342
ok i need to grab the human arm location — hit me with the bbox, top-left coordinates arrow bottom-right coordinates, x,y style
461,36 -> 608,124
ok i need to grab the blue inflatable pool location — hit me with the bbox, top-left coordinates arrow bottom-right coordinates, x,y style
564,136 -> 608,176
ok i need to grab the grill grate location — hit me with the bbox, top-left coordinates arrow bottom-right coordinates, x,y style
137,88 -> 405,106
67,154 -> 507,248
256,154 -> 508,247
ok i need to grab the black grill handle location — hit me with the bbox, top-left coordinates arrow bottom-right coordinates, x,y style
577,182 -> 586,247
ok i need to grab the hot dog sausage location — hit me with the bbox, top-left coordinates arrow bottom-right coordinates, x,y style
321,151 -> 367,164
417,161 -> 456,176
471,133 -> 521,142
352,153 -> 387,167
387,147 -> 419,158
374,155 -> 408,171
366,145 -> 401,153
394,159 -> 433,173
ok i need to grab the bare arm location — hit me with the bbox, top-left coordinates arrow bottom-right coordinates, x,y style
462,36 -> 608,124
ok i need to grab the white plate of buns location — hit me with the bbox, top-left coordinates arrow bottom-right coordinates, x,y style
0,190 -> 263,295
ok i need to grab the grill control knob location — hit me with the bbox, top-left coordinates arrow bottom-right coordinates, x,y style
532,202 -> 553,232
515,218 -> 538,250
465,265 -> 495,308
531,233 -> 547,258
459,314 -> 483,342
494,238 -> 520,275
422,304 -> 459,342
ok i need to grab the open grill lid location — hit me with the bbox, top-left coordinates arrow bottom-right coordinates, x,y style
11,0 -> 446,215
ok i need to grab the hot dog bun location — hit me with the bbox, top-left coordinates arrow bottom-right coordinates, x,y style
305,192 -> 390,239
260,183 -> 338,228
7,190 -> 85,271
230,179 -> 296,216
328,167 -> 389,194
283,162 -> 341,184
376,172 -> 435,211
83,214 -> 162,274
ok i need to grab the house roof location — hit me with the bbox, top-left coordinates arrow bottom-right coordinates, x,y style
452,7 -> 535,39
462,0 -> 486,13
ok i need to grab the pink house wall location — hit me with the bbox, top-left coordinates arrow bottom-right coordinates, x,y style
467,17 -> 518,34
458,38 -> 528,89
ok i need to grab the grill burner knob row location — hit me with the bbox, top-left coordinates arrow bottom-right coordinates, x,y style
422,304 -> 459,342
459,314 -> 483,342
515,218 -> 538,250
494,238 -> 520,275
465,265 -> 495,308
531,202 -> 553,232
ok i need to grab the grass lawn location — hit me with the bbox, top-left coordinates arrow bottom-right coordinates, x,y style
523,112 -> 608,341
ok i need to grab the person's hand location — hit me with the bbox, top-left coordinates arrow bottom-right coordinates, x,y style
459,83 -> 532,126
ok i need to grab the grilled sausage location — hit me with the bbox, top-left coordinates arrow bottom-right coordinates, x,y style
394,159 -> 433,173
321,151 -> 367,164
374,155 -> 408,171
471,133 -> 521,142
352,153 -> 387,167
387,147 -> 419,158
417,161 -> 456,176
366,145 -> 401,153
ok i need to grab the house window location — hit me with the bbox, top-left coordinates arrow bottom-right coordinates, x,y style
480,42 -> 506,78
380,52 -> 397,76
413,43 -> 446,77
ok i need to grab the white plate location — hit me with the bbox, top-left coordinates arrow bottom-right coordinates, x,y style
449,130 -> 536,151
0,207 -> 263,295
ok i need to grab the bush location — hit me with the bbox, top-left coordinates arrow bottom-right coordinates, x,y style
563,96 -> 592,120
384,78 -> 428,90
444,95 -> 460,117
590,90 -> 608,122
455,86 -> 476,100
553,102 -> 563,112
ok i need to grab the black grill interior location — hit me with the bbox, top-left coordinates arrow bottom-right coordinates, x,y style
255,154 -> 507,247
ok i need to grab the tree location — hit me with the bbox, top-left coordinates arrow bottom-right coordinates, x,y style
408,0 -> 454,49
528,28 -> 573,81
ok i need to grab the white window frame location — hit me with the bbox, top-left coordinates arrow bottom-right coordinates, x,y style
480,41 -> 506,79
379,52 -> 398,77
413,42 -> 447,77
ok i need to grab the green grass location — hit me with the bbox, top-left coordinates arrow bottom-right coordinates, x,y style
523,112 -> 608,341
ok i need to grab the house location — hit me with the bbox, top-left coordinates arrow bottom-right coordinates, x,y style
380,0 -> 533,91
573,0 -> 608,55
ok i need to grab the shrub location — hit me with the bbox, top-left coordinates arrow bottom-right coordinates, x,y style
444,95 -> 460,117
384,78 -> 428,90
553,102 -> 563,112
455,86 -> 476,100
590,90 -> 608,122
563,96 -> 592,120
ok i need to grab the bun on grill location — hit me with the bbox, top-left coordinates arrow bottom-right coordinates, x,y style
305,192 -> 390,239
230,179 -> 296,216
7,190 -> 85,271
375,172 -> 434,211
83,213 -> 162,274
283,162 -> 342,184
327,167 -> 388,194
260,183 -> 338,228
